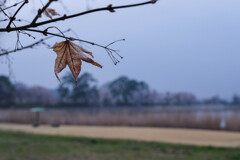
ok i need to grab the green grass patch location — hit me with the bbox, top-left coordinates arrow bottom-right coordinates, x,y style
0,130 -> 239,160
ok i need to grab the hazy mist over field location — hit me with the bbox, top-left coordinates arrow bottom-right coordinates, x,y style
1,0 -> 240,99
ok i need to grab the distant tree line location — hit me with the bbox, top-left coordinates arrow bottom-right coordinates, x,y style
0,74 -> 239,108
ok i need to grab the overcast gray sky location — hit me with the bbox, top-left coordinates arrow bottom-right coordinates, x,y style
1,0 -> 240,99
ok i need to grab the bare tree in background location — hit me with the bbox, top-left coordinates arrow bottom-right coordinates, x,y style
0,0 -> 158,85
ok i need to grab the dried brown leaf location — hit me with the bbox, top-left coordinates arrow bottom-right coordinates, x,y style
44,8 -> 59,19
52,40 -> 102,86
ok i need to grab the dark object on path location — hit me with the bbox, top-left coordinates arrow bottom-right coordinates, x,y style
51,123 -> 60,128
32,123 -> 40,128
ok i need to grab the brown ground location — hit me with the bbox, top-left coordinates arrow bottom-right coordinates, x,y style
0,123 -> 240,147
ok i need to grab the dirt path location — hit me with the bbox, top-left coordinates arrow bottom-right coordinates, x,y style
0,123 -> 240,147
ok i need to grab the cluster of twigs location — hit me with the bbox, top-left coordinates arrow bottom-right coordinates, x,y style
0,0 -> 157,64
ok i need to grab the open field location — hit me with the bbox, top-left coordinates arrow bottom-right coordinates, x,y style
0,130 -> 240,160
1,123 -> 240,147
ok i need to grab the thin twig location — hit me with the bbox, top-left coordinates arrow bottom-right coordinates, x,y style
6,0 -> 28,30
0,29 -> 71,57
0,0 -> 25,12
0,39 -> 45,56
106,39 -> 125,47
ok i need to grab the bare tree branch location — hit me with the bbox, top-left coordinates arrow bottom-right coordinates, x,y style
0,0 -> 157,32
23,28 -> 122,53
6,0 -> 28,30
0,29 -> 71,57
0,0 -> 158,65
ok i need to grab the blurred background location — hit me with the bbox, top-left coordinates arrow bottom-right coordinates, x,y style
1,0 -> 240,130
0,71 -> 240,131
